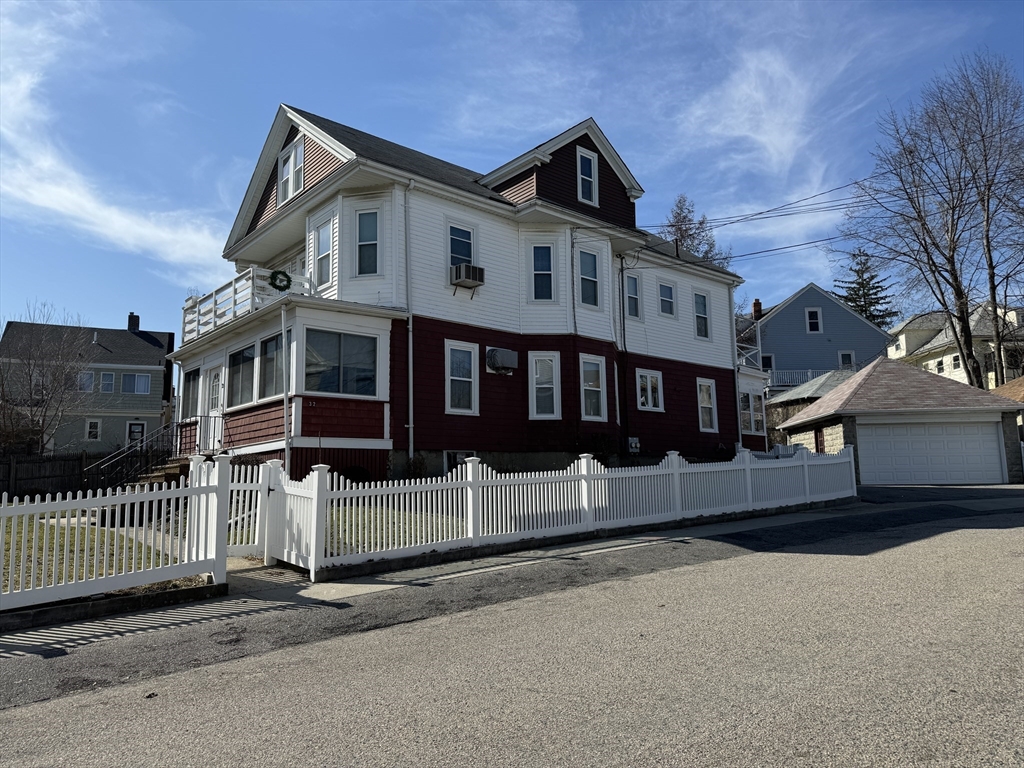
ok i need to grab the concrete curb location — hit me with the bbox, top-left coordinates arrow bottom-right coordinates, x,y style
317,495 -> 862,581
0,583 -> 229,634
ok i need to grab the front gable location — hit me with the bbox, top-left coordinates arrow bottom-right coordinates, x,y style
483,118 -> 642,229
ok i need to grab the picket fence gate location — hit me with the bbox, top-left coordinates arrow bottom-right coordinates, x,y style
2,446 -> 857,607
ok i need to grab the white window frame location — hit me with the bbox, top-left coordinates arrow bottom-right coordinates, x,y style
740,392 -> 765,435
576,146 -> 599,206
625,273 -> 642,320
530,243 -> 556,303
78,371 -> 94,392
354,205 -> 381,278
446,218 -> 476,269
693,290 -> 711,340
936,357 -> 945,374
227,343 -> 257,409
277,136 -> 304,206
658,281 -> 676,318
838,350 -> 856,369
697,378 -> 718,433
126,421 -> 146,444
121,373 -> 151,395
805,307 -> 823,334
952,354 -> 961,370
312,215 -> 334,289
445,340 -> 479,416
302,327 -> 380,400
84,419 -> 102,441
528,351 -> 561,420
579,354 -> 607,422
100,372 -> 115,393
578,250 -> 600,309
635,368 -> 664,412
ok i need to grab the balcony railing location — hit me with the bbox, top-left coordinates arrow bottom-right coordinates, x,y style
182,267 -> 311,344
737,343 -> 762,369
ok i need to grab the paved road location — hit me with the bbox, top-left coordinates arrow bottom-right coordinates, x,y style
1,490 -> 1021,766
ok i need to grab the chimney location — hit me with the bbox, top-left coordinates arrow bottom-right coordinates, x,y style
753,299 -> 763,321
128,312 -> 140,333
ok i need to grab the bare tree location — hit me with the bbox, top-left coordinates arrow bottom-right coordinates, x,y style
0,302 -> 97,453
840,52 -> 1024,388
661,193 -> 733,270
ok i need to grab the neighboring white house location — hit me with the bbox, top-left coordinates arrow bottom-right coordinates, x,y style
887,304 -> 1024,389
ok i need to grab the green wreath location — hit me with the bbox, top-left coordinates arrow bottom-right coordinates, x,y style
269,270 -> 292,292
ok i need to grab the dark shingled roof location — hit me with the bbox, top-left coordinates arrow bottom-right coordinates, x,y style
287,106 -> 513,205
779,357 -> 1022,430
990,376 -> 1024,403
0,322 -> 173,366
768,369 -> 857,405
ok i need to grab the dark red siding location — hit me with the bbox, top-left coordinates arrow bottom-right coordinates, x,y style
234,447 -> 390,483
300,397 -> 385,440
493,168 -> 537,205
246,126 -> 344,236
534,133 -> 636,229
394,316 -> 738,462
177,422 -> 197,455
741,433 -> 768,452
223,400 -> 290,446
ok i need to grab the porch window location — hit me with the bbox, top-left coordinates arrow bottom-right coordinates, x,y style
183,368 -> 201,418
259,334 -> 285,399
305,330 -> 377,397
740,392 -> 765,434
228,346 -> 256,407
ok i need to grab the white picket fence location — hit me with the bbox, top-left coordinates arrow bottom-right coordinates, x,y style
265,446 -> 857,581
2,446 -> 857,607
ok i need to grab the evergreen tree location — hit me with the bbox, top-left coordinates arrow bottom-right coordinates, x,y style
662,193 -> 732,269
832,252 -> 900,329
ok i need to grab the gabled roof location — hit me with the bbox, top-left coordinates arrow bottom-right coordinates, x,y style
0,322 -> 173,366
779,358 -> 1022,430
478,117 -> 644,200
768,369 -> 857,405
990,376 -> 1024,403
889,310 -> 946,336
758,283 -> 891,337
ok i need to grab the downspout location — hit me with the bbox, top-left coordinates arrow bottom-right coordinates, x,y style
281,304 -> 291,476
405,180 -> 415,468
729,283 -> 742,453
618,254 -> 630,457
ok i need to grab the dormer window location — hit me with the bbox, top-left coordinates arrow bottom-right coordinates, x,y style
577,147 -> 598,206
278,137 -> 304,205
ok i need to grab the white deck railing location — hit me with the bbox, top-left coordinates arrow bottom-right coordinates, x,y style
182,267 -> 311,344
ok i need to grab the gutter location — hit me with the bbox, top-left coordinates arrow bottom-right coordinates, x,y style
405,179 -> 415,468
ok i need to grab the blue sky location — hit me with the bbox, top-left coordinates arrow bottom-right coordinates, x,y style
1,0 -> 1022,338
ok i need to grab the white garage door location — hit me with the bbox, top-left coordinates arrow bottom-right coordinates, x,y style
857,421 -> 1005,485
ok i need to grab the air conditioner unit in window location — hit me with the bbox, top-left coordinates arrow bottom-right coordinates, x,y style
450,263 -> 485,288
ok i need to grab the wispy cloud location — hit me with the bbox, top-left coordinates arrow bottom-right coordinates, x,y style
0,1 -> 232,287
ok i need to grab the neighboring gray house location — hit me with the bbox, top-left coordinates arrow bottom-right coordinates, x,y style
0,313 -> 174,454
747,283 -> 891,393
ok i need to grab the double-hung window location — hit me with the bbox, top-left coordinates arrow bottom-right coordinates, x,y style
305,330 -> 377,397
228,346 -> 256,407
626,274 -> 640,319
532,245 -> 553,301
278,137 -> 304,205
445,340 -> 478,415
315,220 -> 333,288
259,334 -> 285,399
182,369 -> 201,418
121,373 -> 151,395
577,147 -> 598,205
636,369 -> 663,412
528,352 -> 561,419
740,392 -> 765,434
805,307 -> 822,334
100,372 -> 114,393
580,251 -> 599,307
357,211 -> 378,276
694,292 -> 710,339
659,283 -> 676,317
450,225 -> 473,268
78,371 -> 94,392
936,358 -> 945,374
85,419 -> 101,441
952,354 -> 961,370
580,355 -> 607,421
697,378 -> 718,432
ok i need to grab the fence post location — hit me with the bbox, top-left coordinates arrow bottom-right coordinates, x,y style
579,454 -> 594,532
796,447 -> 810,503
212,454 -> 231,584
844,445 -> 857,496
735,448 -> 753,508
666,451 -> 683,516
263,459 -> 283,566
309,464 -> 329,583
464,457 -> 481,545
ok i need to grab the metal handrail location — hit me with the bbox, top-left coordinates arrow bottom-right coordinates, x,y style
84,422 -> 175,473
